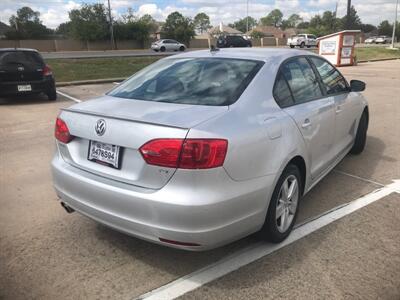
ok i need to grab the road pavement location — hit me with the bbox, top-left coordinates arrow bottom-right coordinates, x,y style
0,60 -> 399,300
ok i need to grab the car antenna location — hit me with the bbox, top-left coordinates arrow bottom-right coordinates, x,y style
210,45 -> 219,52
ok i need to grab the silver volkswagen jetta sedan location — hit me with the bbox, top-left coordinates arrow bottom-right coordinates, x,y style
52,49 -> 368,250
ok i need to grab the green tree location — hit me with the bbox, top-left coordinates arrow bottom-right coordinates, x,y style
286,14 -> 303,28
68,3 -> 110,41
378,20 -> 392,36
230,16 -> 257,33
360,23 -> 377,33
250,30 -> 265,38
260,9 -> 283,27
297,21 -> 309,29
56,22 -> 72,36
114,13 -> 157,46
321,11 -> 339,33
161,12 -> 195,44
6,7 -> 52,39
193,13 -> 211,34
341,5 -> 361,30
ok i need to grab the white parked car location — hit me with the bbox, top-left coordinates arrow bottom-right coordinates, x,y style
375,36 -> 392,44
287,34 -> 318,48
151,39 -> 186,52
364,36 -> 377,44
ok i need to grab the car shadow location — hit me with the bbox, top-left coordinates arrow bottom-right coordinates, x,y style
0,93 -> 66,105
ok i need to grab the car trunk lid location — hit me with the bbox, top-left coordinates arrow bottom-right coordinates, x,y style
57,95 -> 227,189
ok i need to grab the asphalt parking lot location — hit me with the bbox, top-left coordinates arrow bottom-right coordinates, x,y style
0,60 -> 399,300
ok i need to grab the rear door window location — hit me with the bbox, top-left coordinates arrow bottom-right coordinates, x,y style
309,57 -> 349,95
0,51 -> 43,66
280,57 -> 323,104
273,71 -> 294,107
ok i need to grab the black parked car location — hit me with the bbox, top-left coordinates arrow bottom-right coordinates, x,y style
0,48 -> 56,100
216,35 -> 252,48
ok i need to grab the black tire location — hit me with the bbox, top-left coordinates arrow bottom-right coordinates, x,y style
349,110 -> 368,154
260,164 -> 302,243
153,49 -> 159,52
306,45 -> 311,48
160,46 -> 166,52
47,88 -> 57,101
300,42 -> 305,48
179,46 -> 185,51
289,45 -> 295,48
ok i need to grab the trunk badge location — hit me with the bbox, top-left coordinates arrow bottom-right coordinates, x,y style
95,119 -> 106,136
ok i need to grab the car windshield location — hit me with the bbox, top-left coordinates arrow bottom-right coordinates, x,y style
108,57 -> 264,106
0,51 -> 43,66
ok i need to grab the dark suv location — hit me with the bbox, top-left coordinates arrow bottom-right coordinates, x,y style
0,48 -> 56,100
216,35 -> 252,48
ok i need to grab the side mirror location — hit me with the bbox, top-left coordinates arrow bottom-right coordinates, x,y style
350,80 -> 366,92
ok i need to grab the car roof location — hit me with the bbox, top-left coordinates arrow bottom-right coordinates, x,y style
165,48 -> 319,63
0,48 -> 39,53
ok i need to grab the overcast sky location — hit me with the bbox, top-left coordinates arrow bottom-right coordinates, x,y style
0,0 -> 398,29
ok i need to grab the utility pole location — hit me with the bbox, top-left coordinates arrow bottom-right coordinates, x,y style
246,0 -> 249,33
390,0 -> 399,49
107,0 -> 115,50
346,0 -> 351,29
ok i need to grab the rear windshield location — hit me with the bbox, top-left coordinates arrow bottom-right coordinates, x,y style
0,51 -> 43,66
108,57 -> 264,106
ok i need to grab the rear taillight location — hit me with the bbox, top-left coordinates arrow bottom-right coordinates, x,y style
139,138 -> 228,169
43,65 -> 52,76
55,117 -> 73,143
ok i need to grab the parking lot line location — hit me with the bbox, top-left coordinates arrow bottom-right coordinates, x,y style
333,170 -> 385,187
56,90 -> 82,103
136,180 -> 400,300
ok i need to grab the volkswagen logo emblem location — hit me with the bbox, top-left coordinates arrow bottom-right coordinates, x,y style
95,119 -> 106,136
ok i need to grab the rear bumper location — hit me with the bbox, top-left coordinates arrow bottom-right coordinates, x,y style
52,152 -> 274,250
0,77 -> 55,96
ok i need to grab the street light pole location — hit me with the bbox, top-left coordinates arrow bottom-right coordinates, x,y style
246,0 -> 249,33
390,0 -> 399,49
107,0 -> 115,50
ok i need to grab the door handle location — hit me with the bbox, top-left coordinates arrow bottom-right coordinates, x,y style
336,105 -> 342,114
301,119 -> 312,129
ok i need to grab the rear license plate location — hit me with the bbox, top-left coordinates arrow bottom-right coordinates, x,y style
88,140 -> 121,169
17,85 -> 32,92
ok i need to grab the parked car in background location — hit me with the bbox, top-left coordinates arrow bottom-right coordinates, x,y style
375,36 -> 392,44
52,49 -> 369,250
364,36 -> 377,44
287,34 -> 318,48
0,48 -> 56,100
151,39 -> 186,52
217,35 -> 252,48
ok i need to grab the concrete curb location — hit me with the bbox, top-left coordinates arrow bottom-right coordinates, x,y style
56,57 -> 400,87
358,57 -> 400,63
56,78 -> 125,87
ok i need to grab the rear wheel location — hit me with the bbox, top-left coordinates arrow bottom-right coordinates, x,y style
179,46 -> 185,51
349,110 -> 368,154
289,45 -> 295,48
300,42 -> 305,48
160,46 -> 166,52
47,88 -> 57,101
260,164 -> 302,243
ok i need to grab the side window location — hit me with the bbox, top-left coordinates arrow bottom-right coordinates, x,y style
281,57 -> 323,104
309,57 -> 348,95
273,71 -> 294,107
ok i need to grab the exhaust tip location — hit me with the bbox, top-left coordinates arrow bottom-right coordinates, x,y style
61,202 -> 75,214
